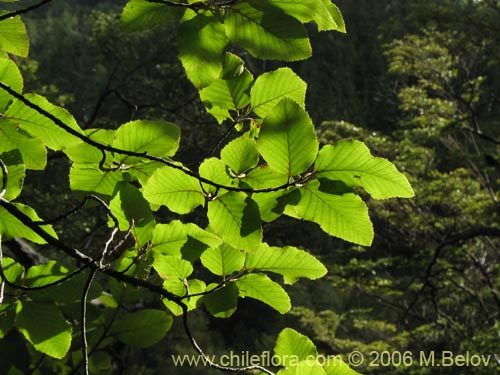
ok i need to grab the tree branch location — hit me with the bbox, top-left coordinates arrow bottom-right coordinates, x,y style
0,0 -> 54,22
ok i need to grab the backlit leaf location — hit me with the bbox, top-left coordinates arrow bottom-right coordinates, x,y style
0,57 -> 23,111
257,98 -> 318,176
251,67 -> 307,118
274,328 -> 317,366
236,273 -> 291,313
0,13 -> 29,57
284,179 -> 373,245
15,301 -> 71,359
315,141 -> 414,199
245,243 -> 327,284
225,0 -> 311,61
200,243 -> 246,276
208,192 -> 262,251
178,10 -> 228,88
143,166 -> 205,214
120,0 -> 183,32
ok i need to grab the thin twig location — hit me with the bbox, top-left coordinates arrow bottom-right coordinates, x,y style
181,306 -> 275,375
81,269 -> 97,375
0,0 -> 54,22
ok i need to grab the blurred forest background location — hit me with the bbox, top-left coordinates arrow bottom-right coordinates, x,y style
3,0 -> 499,374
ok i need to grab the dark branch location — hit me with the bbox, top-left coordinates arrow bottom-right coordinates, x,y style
404,226 -> 500,318
0,0 -> 54,22
463,126 -> 500,145
0,197 -> 183,304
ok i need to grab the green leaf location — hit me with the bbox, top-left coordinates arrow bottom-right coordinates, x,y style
0,57 -> 23,111
270,0 -> 340,32
323,356 -> 363,375
69,164 -> 123,197
151,220 -> 222,261
120,0 -> 184,32
321,0 -> 346,33
113,119 -> 180,158
109,181 -> 156,246
0,120 -> 47,170
15,301 -> 71,359
274,328 -> 317,367
5,94 -> 83,150
236,273 -> 291,313
225,0 -> 311,61
199,53 -> 253,123
252,189 -> 291,222
64,129 -> 115,165
110,309 -> 173,348
143,166 -> 205,214
153,254 -> 193,281
315,141 -> 414,199
178,10 -> 228,88
200,243 -> 246,276
208,192 -> 262,251
199,157 -> 233,196
257,98 -> 318,176
0,13 -> 29,57
0,203 -> 57,244
1,257 -> 24,284
285,179 -> 373,246
221,136 -> 259,175
0,149 -> 25,200
203,282 -> 239,318
245,243 -> 327,284
251,68 -> 307,119
242,164 -> 289,190
23,261 -> 102,303
163,279 -> 205,315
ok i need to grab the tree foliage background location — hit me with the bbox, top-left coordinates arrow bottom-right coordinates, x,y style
0,0 -> 499,374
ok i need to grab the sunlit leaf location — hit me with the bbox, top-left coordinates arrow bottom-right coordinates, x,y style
236,273 -> 291,313
245,243 -> 327,284
0,120 -> 47,170
178,10 -> 228,88
109,181 -> 156,246
5,94 -> 83,151
143,166 -> 205,214
0,13 -> 29,57
315,140 -> 414,199
208,192 -> 262,251
0,57 -> 23,111
225,0 -> 311,61
113,119 -> 180,158
251,67 -> 307,118
284,179 -> 373,245
257,98 -> 318,177
221,136 -> 259,175
200,243 -> 246,276
0,203 -> 57,244
120,0 -> 184,32
274,328 -> 317,366
151,220 -> 222,261
15,301 -> 71,359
